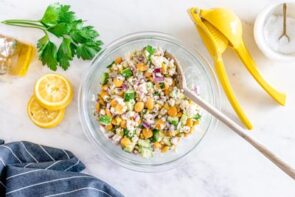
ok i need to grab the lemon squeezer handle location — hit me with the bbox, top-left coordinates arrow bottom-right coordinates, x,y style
235,42 -> 286,105
215,57 -> 253,129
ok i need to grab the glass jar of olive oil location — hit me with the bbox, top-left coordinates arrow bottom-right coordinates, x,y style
0,34 -> 35,80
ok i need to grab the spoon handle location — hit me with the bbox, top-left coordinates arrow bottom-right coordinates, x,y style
183,87 -> 295,180
283,3 -> 287,35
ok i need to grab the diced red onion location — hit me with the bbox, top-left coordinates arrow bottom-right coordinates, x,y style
153,75 -> 165,82
134,113 -> 139,120
122,83 -> 128,90
154,68 -> 161,73
142,122 -> 150,128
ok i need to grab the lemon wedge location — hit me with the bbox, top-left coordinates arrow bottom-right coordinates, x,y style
27,96 -> 65,128
34,74 -> 73,110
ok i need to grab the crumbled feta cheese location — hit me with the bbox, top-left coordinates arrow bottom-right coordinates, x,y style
168,98 -> 175,106
165,78 -> 173,86
168,67 -> 176,76
144,113 -> 155,125
151,56 -> 164,68
181,126 -> 191,133
112,134 -> 122,143
171,137 -> 179,145
127,119 -> 136,131
100,109 -> 105,115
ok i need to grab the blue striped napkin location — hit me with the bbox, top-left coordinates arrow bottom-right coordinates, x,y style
0,140 -> 124,197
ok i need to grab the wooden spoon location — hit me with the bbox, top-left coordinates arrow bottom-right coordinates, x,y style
164,51 -> 295,180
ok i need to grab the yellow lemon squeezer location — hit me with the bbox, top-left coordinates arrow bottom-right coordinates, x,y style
187,7 -> 286,130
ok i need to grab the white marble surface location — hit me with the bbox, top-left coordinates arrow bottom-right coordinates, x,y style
1,0 -> 295,196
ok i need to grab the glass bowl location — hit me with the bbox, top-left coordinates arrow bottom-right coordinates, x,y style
79,32 -> 221,172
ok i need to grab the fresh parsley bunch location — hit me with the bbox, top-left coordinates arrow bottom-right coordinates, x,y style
2,3 -> 103,71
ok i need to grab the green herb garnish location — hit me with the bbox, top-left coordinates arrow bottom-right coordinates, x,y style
123,129 -> 129,136
121,68 -> 133,78
146,45 -> 155,60
159,82 -> 165,89
124,129 -> 134,138
151,129 -> 160,143
100,73 -> 109,85
154,91 -> 160,96
107,61 -> 115,68
193,114 -> 201,120
2,3 -> 103,71
124,90 -> 135,102
99,115 -> 112,125
170,120 -> 178,127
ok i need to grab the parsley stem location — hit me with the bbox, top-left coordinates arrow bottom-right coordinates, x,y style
1,22 -> 46,31
2,20 -> 44,29
2,19 -> 40,23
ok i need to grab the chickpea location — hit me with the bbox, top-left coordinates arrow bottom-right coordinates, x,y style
161,145 -> 170,153
136,63 -> 148,71
168,107 -> 178,117
155,119 -> 165,130
105,124 -> 113,131
142,128 -> 153,139
161,63 -> 167,74
145,97 -> 154,110
115,57 -> 122,64
144,72 -> 152,78
153,142 -> 162,149
134,102 -> 144,112
95,103 -> 100,112
120,137 -> 131,148
110,99 -> 117,107
113,78 -> 123,87
186,118 -> 194,127
115,104 -> 124,114
120,120 -> 126,128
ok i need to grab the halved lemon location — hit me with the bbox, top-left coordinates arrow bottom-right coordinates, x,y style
27,96 -> 65,128
34,74 -> 73,110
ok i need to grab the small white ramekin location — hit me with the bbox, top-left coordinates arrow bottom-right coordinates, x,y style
254,2 -> 295,60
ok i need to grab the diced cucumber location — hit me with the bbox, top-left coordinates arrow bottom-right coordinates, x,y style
116,128 -> 124,136
168,117 -> 179,127
138,139 -> 151,148
124,129 -> 135,138
99,115 -> 112,125
162,136 -> 172,146
100,72 -> 109,85
126,99 -> 135,111
121,68 -> 133,78
139,147 -> 153,158
151,129 -> 160,143
180,114 -> 188,125
123,143 -> 136,153
146,82 -> 153,90
124,90 -> 135,102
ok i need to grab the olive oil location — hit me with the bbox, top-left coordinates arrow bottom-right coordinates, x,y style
0,34 -> 34,78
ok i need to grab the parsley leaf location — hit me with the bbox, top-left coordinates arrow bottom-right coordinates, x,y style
57,37 -> 72,70
76,42 -> 100,60
2,3 -> 103,71
37,36 -> 58,71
